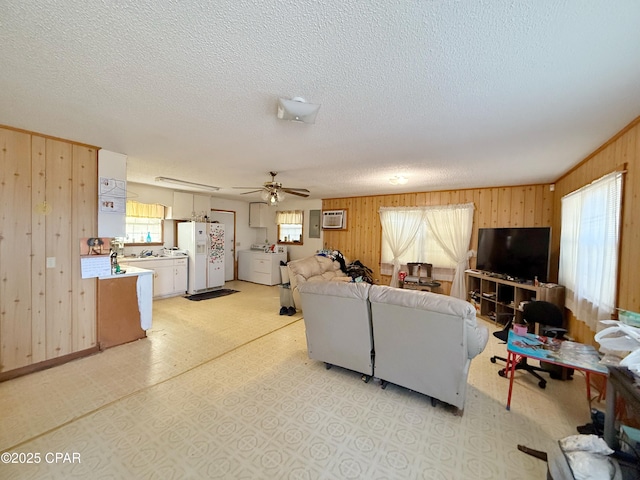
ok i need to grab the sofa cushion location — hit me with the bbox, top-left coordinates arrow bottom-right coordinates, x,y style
369,285 -> 475,320
288,255 -> 349,310
369,285 -> 488,361
288,255 -> 345,281
298,280 -> 370,300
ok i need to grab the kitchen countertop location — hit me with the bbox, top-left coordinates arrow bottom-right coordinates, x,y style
119,255 -> 187,262
98,265 -> 153,280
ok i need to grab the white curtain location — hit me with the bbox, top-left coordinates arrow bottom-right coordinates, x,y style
559,171 -> 622,330
379,207 -> 426,287
126,201 -> 165,218
424,203 -> 475,299
276,210 -> 303,224
379,204 -> 474,294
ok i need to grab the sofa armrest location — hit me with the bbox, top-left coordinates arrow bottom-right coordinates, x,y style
465,319 -> 489,359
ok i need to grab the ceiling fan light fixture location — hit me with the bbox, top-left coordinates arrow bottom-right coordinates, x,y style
389,175 -> 408,185
277,97 -> 321,124
262,189 -> 284,206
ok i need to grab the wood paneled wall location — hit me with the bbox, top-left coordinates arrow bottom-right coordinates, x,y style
323,115 -> 639,346
553,116 -> 640,343
0,126 -> 98,376
322,184 -> 554,290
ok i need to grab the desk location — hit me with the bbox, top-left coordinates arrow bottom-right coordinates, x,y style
504,331 -> 608,410
400,279 -> 442,293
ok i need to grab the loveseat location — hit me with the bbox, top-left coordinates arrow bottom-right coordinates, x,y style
287,254 -> 349,310
297,282 -> 489,413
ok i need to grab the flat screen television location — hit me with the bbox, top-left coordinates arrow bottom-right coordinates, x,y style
476,227 -> 551,282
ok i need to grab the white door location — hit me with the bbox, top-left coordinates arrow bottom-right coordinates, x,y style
210,210 -> 235,281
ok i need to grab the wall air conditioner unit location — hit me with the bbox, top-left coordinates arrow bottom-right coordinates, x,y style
322,210 -> 346,230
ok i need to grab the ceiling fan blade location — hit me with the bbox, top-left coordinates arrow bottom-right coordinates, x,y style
239,190 -> 264,195
283,189 -> 309,197
282,187 -> 310,193
233,186 -> 263,189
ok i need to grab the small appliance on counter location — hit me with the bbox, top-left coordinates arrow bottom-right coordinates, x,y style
111,238 -> 125,257
162,247 -> 188,257
250,243 -> 286,254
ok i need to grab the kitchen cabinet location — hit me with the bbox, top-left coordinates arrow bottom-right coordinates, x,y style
120,257 -> 188,298
193,194 -> 210,216
249,202 -> 269,227
150,261 -> 174,297
238,250 -> 287,285
171,192 -> 211,220
172,192 -> 193,219
174,258 -> 188,294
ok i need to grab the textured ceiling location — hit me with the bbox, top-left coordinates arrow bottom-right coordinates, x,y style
2,1 -> 640,201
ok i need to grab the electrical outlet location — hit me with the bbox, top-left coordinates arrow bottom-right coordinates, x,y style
46,257 -> 56,268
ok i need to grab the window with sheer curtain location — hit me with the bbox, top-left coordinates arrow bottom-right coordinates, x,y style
276,210 -> 304,244
559,171 -> 623,330
380,203 -> 474,298
123,201 -> 166,244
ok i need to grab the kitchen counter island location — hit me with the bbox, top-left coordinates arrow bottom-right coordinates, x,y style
97,266 -> 153,350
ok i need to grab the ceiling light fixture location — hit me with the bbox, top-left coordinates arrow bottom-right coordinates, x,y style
277,97 -> 321,124
389,175 -> 408,185
261,189 -> 284,206
155,177 -> 220,192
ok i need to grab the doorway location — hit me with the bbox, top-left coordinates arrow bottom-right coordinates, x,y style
209,210 -> 236,281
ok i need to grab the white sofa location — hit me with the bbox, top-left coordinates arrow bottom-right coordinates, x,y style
297,281 -> 489,413
287,255 -> 349,310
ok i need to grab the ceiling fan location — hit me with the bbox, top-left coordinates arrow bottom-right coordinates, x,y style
233,171 -> 309,205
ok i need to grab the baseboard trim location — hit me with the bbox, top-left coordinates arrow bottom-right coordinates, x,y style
0,346 -> 100,382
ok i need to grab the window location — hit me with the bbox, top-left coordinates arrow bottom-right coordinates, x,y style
379,203 -> 474,298
276,210 -> 304,245
559,171 -> 623,329
123,201 -> 165,245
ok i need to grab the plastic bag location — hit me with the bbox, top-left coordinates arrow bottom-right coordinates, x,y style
595,321 -> 640,374
595,321 -> 640,350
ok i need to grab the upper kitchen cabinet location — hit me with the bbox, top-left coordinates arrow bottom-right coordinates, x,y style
0,125 -> 99,379
249,202 -> 268,227
172,192 -> 193,219
171,192 -> 211,219
193,194 -> 211,216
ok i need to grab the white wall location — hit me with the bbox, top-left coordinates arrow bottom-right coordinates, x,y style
124,183 -> 323,261
264,198 -> 324,261
97,150 -> 127,237
208,197 -> 254,257
125,182 -> 255,257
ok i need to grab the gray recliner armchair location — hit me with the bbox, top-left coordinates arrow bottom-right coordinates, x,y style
298,281 -> 374,380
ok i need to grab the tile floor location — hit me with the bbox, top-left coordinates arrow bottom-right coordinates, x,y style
1,281 -> 601,479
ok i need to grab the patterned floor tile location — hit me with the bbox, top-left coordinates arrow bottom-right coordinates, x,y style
0,281 -> 601,479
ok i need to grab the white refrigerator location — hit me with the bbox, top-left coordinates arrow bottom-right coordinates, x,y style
178,221 -> 225,294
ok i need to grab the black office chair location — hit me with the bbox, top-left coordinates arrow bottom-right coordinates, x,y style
490,301 -> 567,389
